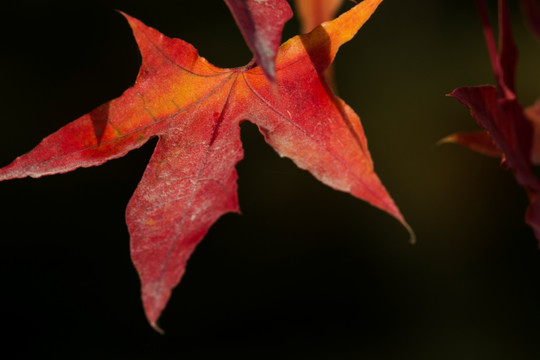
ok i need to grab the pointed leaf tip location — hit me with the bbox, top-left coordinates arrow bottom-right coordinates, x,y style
407,224 -> 416,245
313,0 -> 383,66
150,322 -> 165,335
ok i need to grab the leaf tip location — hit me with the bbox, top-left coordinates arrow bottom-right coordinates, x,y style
436,133 -> 457,147
115,9 -> 131,21
150,321 -> 165,335
446,88 -> 461,98
115,10 -> 144,34
405,222 -> 416,245
381,203 -> 415,244
261,64 -> 277,84
393,215 -> 415,244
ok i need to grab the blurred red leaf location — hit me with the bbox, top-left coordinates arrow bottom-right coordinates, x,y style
450,86 -> 537,189
447,0 -> 540,245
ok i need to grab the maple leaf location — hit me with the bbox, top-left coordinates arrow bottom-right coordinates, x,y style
445,0 -> 540,245
0,0 -> 411,330
224,0 -> 293,82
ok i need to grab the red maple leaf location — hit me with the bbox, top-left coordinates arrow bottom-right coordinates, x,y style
0,0 -> 411,330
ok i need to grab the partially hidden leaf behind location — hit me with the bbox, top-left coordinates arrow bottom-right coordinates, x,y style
0,0 -> 412,330
295,0 -> 345,89
224,0 -> 293,82
295,0 -> 345,34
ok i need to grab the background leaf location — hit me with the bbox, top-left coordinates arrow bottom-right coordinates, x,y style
224,0 -> 292,82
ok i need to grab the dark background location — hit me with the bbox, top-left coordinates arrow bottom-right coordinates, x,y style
1,0 -> 540,358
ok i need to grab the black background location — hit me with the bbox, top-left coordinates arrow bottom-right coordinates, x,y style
1,0 -> 540,358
